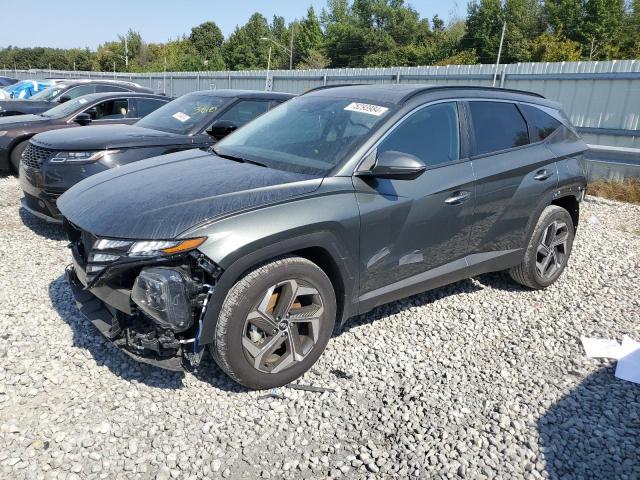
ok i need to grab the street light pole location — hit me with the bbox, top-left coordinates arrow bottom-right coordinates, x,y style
492,21 -> 506,87
260,37 -> 292,70
265,46 -> 272,91
289,24 -> 295,70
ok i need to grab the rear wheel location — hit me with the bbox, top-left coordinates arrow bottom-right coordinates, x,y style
509,205 -> 575,289
10,139 -> 29,174
210,256 -> 336,389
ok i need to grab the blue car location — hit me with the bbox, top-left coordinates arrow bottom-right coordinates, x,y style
0,80 -> 52,100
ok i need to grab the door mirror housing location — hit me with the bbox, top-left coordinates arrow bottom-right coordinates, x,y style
58,95 -> 71,104
363,150 -> 426,180
74,112 -> 92,126
207,120 -> 238,139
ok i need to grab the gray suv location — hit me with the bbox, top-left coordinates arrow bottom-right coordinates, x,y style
59,84 -> 587,389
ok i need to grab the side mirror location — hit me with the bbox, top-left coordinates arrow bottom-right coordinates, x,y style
207,120 -> 238,139
58,95 -> 71,103
74,112 -> 92,126
363,150 -> 426,180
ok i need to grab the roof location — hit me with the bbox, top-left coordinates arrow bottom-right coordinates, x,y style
186,89 -> 295,100
304,83 -> 552,107
69,92 -> 169,103
50,78 -> 147,89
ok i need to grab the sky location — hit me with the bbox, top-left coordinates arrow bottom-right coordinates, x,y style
0,0 -> 465,50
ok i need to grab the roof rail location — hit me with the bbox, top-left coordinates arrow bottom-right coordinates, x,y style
400,85 -> 545,103
301,83 -> 369,95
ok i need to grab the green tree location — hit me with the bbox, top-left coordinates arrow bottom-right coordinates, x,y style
223,13 -> 271,70
295,7 -> 325,68
189,21 -> 225,69
530,31 -> 582,61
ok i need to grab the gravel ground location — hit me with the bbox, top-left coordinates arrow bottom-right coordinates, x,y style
0,175 -> 639,480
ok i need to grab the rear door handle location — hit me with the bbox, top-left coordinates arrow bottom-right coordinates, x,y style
444,190 -> 471,205
533,169 -> 553,181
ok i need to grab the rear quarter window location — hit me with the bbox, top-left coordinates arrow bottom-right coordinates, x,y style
519,104 -> 563,142
469,101 -> 529,156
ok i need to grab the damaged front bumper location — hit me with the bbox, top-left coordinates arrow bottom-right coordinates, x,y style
66,265 -> 188,371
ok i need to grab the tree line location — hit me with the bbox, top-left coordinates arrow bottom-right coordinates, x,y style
1,0 -> 639,73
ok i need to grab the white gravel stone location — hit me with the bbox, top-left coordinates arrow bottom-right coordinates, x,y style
0,176 -> 638,479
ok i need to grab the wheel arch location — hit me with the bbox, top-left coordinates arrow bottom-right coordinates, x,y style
551,194 -> 580,231
197,231 -> 358,347
8,135 -> 33,172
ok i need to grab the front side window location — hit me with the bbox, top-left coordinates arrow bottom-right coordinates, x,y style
469,101 -> 529,156
86,99 -> 130,120
135,93 -> 229,135
29,84 -> 69,101
215,100 -> 270,128
519,104 -> 562,142
214,96 -> 393,175
134,98 -> 167,118
377,102 -> 460,167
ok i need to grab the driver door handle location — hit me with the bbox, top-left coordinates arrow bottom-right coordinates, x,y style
444,190 -> 471,205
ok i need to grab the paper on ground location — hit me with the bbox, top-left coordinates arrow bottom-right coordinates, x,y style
581,337 -> 623,359
615,336 -> 640,384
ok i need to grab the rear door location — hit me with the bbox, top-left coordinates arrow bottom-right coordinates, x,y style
465,100 -> 559,269
355,101 -> 476,307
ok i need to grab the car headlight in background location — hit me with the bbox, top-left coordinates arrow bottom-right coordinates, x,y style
131,267 -> 194,332
50,150 -> 120,163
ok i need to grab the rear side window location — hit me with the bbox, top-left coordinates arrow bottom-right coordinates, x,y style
377,102 -> 460,167
519,104 -> 562,142
95,85 -> 129,93
469,101 -> 529,155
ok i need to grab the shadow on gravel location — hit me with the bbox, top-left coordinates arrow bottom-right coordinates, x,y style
19,206 -> 66,240
538,367 -> 640,479
47,275 -> 248,392
338,271 -> 524,335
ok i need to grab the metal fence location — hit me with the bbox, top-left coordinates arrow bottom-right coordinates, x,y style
5,60 -> 640,150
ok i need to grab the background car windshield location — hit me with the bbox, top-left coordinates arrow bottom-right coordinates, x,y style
40,96 -> 94,118
29,85 -> 67,101
135,94 -> 228,134
214,96 -> 392,175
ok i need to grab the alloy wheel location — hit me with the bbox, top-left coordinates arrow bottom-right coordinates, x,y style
242,279 -> 324,374
536,220 -> 569,279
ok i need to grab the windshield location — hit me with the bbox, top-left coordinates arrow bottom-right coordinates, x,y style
40,95 -> 93,118
29,84 -> 67,101
214,96 -> 393,175
135,93 -> 229,135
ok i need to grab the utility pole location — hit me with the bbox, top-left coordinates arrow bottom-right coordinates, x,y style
265,46 -> 272,91
492,21 -> 506,87
289,23 -> 295,70
124,35 -> 129,68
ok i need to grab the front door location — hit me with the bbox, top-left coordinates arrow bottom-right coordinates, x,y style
354,101 -> 475,309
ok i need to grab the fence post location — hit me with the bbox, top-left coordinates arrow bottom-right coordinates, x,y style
500,67 -> 506,88
197,72 -> 200,90
396,71 -> 401,84
323,74 -> 327,86
228,72 -> 232,89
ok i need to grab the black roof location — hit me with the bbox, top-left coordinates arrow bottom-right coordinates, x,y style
304,84 -> 556,108
68,92 -> 169,103
186,89 -> 295,101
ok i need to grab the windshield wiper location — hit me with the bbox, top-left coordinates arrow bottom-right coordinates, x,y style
211,146 -> 267,168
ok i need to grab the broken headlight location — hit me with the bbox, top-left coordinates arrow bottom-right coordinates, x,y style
131,267 -> 195,332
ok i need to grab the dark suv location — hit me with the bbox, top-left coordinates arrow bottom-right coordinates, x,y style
59,84 -> 587,389
0,79 -> 154,117
20,89 -> 293,222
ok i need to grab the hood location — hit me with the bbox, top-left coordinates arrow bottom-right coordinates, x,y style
58,149 -> 323,239
32,124 -> 195,151
0,100 -> 51,115
0,114 -> 49,128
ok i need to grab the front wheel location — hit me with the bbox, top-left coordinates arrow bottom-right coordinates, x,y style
210,256 -> 336,389
509,205 -> 575,289
10,139 -> 30,174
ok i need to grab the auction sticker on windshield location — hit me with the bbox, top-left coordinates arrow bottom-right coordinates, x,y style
344,102 -> 389,116
172,112 -> 191,122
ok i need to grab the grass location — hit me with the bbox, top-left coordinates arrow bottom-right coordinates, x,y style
588,178 -> 640,205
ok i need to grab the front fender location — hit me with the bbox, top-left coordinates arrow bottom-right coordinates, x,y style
188,178 -> 361,346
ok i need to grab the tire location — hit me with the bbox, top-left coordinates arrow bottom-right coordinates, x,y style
10,139 -> 29,174
210,256 -> 336,389
509,205 -> 575,289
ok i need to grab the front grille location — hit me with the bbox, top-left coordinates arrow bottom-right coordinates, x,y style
21,143 -> 56,169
